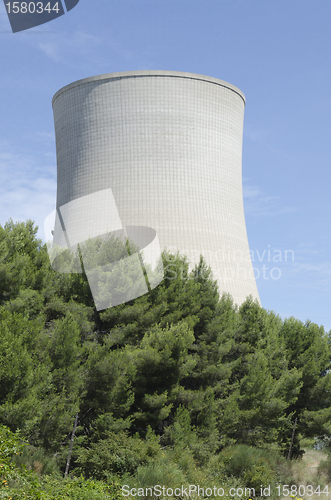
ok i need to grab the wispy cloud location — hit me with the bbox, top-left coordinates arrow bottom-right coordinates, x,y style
36,31 -> 103,62
289,261 -> 331,295
38,41 -> 61,61
293,261 -> 331,276
23,27 -> 149,69
24,131 -> 55,144
295,242 -> 320,258
244,124 -> 269,143
8,28 -> 106,65
243,181 -> 296,217
275,240 -> 331,294
30,29 -> 121,65
0,141 -> 56,239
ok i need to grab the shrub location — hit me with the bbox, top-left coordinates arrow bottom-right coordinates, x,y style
42,475 -> 121,500
209,444 -> 290,495
123,456 -> 186,499
74,430 -> 160,480
0,425 -> 117,499
11,444 -> 61,477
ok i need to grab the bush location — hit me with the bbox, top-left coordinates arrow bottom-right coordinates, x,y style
74,430 -> 160,480
11,444 -> 61,477
0,425 -> 118,499
300,438 -> 316,450
125,448 -> 245,500
242,464 -> 275,493
0,425 -> 48,499
123,455 -> 186,499
209,444 -> 290,495
42,475 -> 121,500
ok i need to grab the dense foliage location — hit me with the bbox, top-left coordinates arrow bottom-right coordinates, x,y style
1,219 -> 331,497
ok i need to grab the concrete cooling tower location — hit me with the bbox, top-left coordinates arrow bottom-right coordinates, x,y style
51,70 -> 260,307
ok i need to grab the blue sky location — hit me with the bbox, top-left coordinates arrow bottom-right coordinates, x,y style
1,0 -> 330,331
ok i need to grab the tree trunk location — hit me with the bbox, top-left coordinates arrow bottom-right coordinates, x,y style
64,413 -> 79,477
287,417 -> 298,460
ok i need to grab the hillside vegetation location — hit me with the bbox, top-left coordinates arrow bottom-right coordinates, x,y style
1,219 -> 331,499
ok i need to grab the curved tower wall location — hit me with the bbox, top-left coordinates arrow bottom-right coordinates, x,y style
52,70 -> 260,305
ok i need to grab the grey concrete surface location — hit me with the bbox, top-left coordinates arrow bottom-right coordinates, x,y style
52,70 -> 260,306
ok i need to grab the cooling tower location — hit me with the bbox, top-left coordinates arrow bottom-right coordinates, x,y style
52,70 -> 260,306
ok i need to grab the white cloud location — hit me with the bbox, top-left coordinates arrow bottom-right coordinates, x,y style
31,30 -> 108,64
22,27 -> 144,69
279,241 -> 331,294
295,242 -> 319,257
0,142 -> 56,240
38,41 -> 61,61
243,181 -> 296,217
293,262 -> 331,276
24,131 -> 55,144
289,262 -> 331,295
244,124 -> 269,143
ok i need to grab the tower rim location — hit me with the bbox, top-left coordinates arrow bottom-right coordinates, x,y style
52,70 -> 246,107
